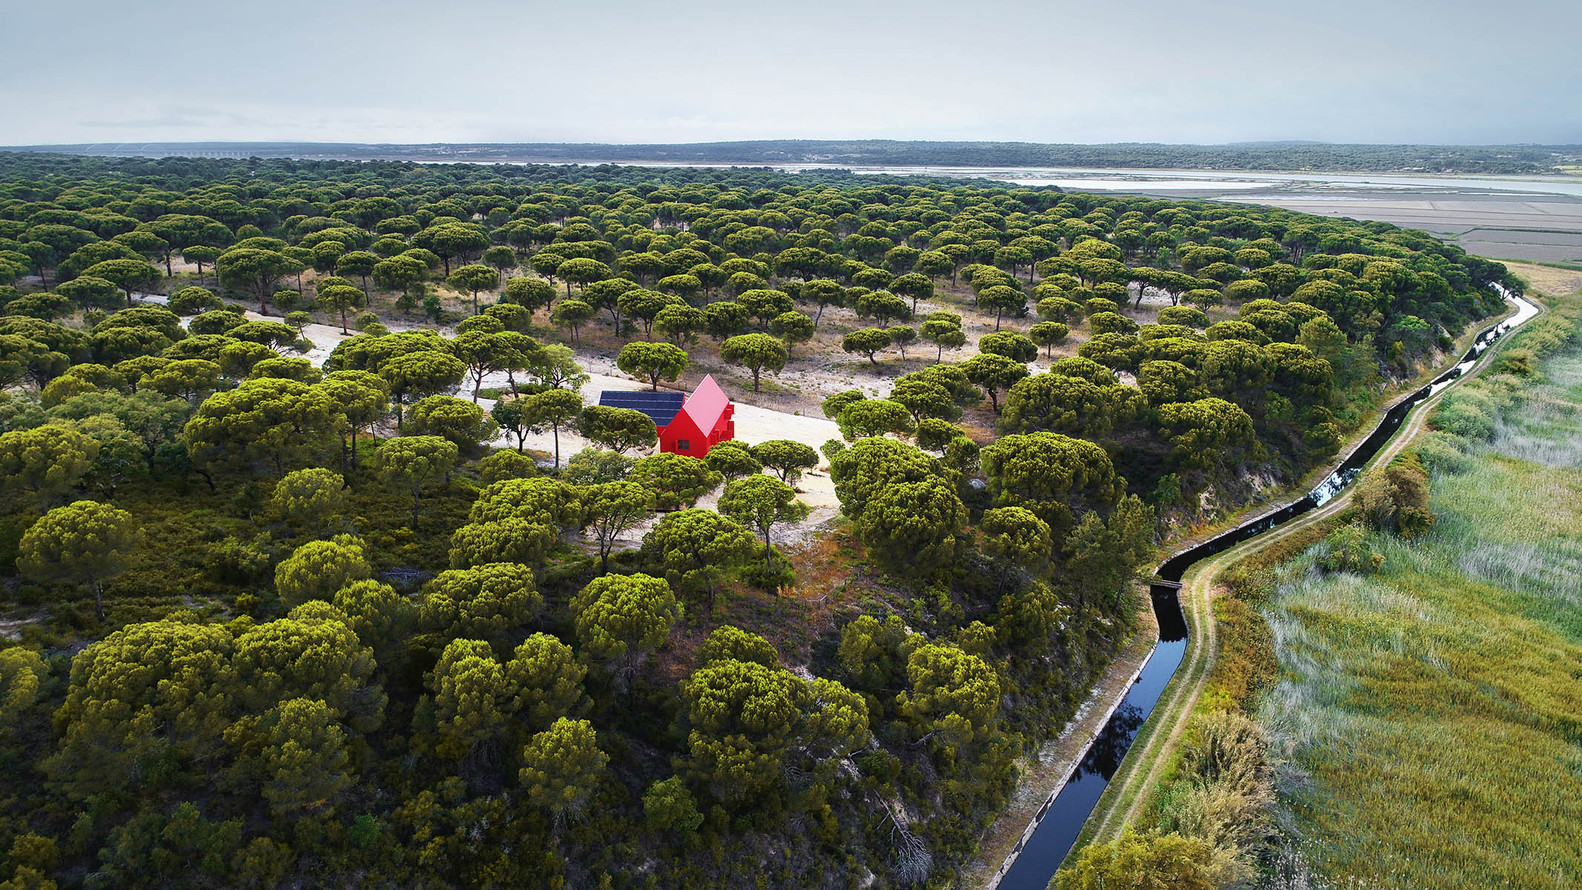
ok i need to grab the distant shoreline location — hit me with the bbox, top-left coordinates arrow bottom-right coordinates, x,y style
5,139 -> 1581,178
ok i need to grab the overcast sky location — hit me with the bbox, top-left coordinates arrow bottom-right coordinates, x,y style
2,0 -> 1577,146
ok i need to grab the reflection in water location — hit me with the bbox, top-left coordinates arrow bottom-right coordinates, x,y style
1075,703 -> 1145,782
993,595 -> 1189,890
1151,589 -> 1190,643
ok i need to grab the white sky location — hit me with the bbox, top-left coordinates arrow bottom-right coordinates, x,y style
2,0 -> 1577,146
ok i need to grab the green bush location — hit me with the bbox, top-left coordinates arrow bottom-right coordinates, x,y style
1430,394 -> 1495,440
1411,431 -> 1473,475
1317,522 -> 1385,574
738,546 -> 796,593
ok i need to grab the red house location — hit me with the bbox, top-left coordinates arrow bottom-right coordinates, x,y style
597,375 -> 736,459
660,375 -> 735,458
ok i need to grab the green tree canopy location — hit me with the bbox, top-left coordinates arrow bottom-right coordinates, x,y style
1156,397 -> 1262,480
17,499 -> 138,619
828,437 -> 945,521
571,573 -> 681,671
48,619 -> 237,797
518,386 -> 583,468
576,479 -> 652,572
719,333 -> 788,393
840,327 -> 891,365
643,776 -> 704,834
447,264 -> 500,313
0,425 -> 99,507
697,625 -> 779,667
980,432 -> 1125,541
718,473 -> 809,571
502,275 -> 555,314
629,452 -> 719,511
507,632 -> 590,731
317,284 -> 365,335
896,642 -> 1000,753
856,479 -> 967,579
420,562 -> 543,640
247,697 -> 354,820
960,352 -> 1030,412
979,506 -> 1053,578
375,434 -> 458,526
426,638 -> 516,763
837,398 -> 914,442
232,609 -> 383,730
1001,372 -> 1144,440
519,717 -> 608,824
447,516 -> 558,569
273,535 -> 373,607
921,316 -> 968,361
217,248 -> 299,313
82,259 -> 160,308
749,439 -> 818,486
889,376 -> 961,424
379,350 -> 465,424
640,509 -> 757,614
617,341 -> 689,391
406,395 -> 497,459
577,405 -> 657,454
57,275 -> 123,312
704,440 -> 762,480
270,467 -> 347,531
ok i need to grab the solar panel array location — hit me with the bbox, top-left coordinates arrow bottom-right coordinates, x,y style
598,390 -> 686,426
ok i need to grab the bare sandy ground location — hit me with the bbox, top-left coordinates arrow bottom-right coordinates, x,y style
188,307 -> 847,553
473,363 -> 844,551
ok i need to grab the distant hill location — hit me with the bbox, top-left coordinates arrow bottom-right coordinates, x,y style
8,139 -> 1582,175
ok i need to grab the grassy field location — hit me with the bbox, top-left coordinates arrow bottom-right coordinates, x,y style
1256,311 -> 1582,888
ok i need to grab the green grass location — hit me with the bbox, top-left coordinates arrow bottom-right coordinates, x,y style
1256,344 -> 1582,889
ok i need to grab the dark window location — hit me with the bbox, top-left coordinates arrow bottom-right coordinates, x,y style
678,439 -> 690,450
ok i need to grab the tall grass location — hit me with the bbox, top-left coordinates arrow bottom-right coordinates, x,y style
1253,337 -> 1582,889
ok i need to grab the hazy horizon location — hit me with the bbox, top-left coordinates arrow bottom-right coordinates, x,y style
2,0 -> 1578,147
9,139 -> 1582,150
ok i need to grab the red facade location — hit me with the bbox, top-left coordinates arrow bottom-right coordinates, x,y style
659,375 -> 735,458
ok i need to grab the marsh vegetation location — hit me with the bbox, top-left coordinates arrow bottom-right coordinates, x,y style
1103,286 -> 1582,889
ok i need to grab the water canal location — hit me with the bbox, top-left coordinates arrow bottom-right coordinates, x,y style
988,289 -> 1539,890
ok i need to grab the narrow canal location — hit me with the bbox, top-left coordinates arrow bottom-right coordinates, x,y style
990,289 -> 1538,890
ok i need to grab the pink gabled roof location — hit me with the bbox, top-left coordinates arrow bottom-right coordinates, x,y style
680,374 -> 730,431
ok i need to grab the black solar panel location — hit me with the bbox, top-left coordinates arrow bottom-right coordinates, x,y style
598,390 -> 685,426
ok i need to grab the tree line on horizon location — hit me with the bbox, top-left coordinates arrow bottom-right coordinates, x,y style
9,140 -> 1578,175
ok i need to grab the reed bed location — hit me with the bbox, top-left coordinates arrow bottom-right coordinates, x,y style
1254,342 -> 1582,889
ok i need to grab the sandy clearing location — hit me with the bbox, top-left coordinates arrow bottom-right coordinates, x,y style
475,366 -> 846,551
157,298 -> 851,552
168,300 -> 843,487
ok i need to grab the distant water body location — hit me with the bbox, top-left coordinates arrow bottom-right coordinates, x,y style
535,158 -> 1582,199
968,167 -> 1582,198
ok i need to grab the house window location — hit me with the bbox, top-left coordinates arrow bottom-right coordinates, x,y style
678,439 -> 690,450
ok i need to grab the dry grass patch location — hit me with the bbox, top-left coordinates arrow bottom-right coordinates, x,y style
1505,260 -> 1582,298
